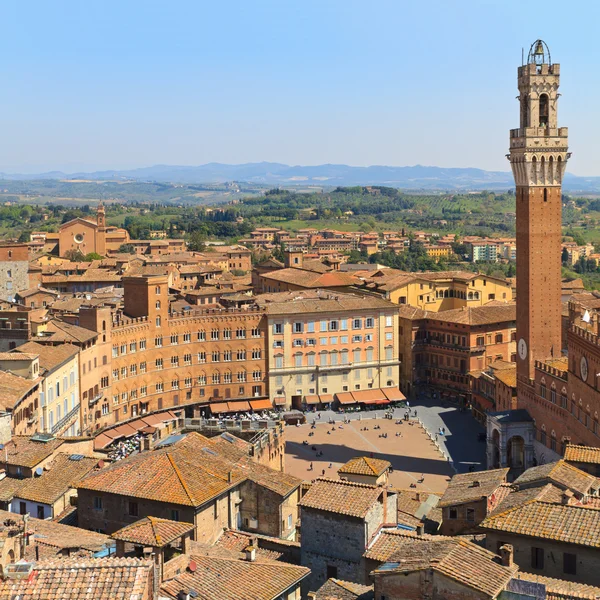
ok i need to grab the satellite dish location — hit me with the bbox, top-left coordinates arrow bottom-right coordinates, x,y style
97,460 -> 105,468
0,444 -> 4,451
188,560 -> 197,573
35,467 -> 43,477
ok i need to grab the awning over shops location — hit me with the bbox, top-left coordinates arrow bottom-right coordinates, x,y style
382,386 -> 406,402
335,392 -> 357,405
112,423 -> 139,438
93,411 -> 182,451
250,399 -> 273,411
352,389 -> 386,403
228,400 -> 251,412
273,396 -> 286,406
304,395 -> 320,405
210,402 -> 232,414
319,394 -> 334,404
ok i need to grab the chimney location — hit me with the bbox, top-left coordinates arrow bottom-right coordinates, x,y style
416,523 -> 425,536
228,471 -> 233,483
244,545 -> 257,562
499,544 -> 514,568
561,490 -> 574,505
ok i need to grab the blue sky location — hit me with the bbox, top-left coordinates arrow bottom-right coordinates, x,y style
1,0 -> 598,175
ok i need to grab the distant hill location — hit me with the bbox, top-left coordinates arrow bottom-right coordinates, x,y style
1,162 -> 600,192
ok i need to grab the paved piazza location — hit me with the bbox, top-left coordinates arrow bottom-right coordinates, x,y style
284,413 -> 455,494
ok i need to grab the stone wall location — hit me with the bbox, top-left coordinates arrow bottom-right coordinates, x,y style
485,531 -> 600,587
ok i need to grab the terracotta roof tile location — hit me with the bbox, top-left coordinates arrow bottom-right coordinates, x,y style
371,537 -> 517,598
480,501 -> 600,548
0,557 -> 152,600
513,460 -> 599,495
1,435 -> 64,469
313,578 -> 374,600
514,572 -> 600,600
160,554 -> 309,600
338,456 -> 391,477
299,478 -> 387,519
564,444 -> 600,466
111,516 -> 194,547
12,453 -> 98,505
15,341 -> 79,373
0,371 -> 40,411
439,468 -> 509,507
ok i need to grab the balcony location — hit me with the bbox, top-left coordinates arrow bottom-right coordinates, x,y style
88,392 -> 103,407
51,404 -> 80,435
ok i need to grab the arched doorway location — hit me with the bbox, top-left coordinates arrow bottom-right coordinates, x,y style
507,436 -> 525,469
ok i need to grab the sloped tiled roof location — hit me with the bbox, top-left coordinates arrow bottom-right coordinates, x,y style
480,501 -> 600,548
0,557 -> 152,600
338,456 -> 391,477
0,371 -> 40,411
439,468 -> 509,507
490,483 -> 565,515
299,478 -> 386,519
564,444 -> 600,466
514,572 -> 600,600
13,453 -> 98,505
111,516 -> 194,547
15,341 -> 79,373
79,431 -> 301,507
41,319 -> 98,343
2,435 -> 64,468
513,460 -> 599,495
364,529 -> 453,562
372,538 -> 517,598
160,554 -> 310,600
313,578 -> 374,600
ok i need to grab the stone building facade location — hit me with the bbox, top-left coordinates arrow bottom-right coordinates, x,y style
0,243 -> 30,302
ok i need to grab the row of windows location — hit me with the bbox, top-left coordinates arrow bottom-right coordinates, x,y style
112,328 -> 262,356
40,372 -> 77,407
111,349 -> 263,381
273,348 -> 393,369
112,371 -> 264,402
273,316 -> 390,335
274,333 -> 389,349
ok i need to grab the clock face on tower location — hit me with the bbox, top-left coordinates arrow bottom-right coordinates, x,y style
518,338 -> 528,360
581,356 -> 589,382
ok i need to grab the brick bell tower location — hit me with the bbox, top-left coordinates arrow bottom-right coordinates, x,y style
509,40 -> 569,389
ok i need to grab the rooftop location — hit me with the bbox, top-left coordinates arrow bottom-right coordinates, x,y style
480,501 -> 600,548
313,578 -> 374,600
1,435 -> 64,469
372,537 -> 517,598
255,289 -> 395,315
15,340 -> 79,373
0,557 -> 152,600
299,478 -> 388,519
564,444 -> 600,466
160,554 -> 310,600
111,516 -> 194,547
8,453 -> 99,505
338,456 -> 391,477
0,371 -> 39,411
439,468 -> 509,508
513,460 -> 599,496
79,432 -> 301,507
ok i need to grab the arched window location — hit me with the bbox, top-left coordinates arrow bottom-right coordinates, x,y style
540,424 -> 547,445
539,378 -> 547,399
539,93 -> 549,126
550,384 -> 556,404
543,188 -> 548,202
155,300 -> 161,309
474,291 -> 480,300
468,292 -> 473,300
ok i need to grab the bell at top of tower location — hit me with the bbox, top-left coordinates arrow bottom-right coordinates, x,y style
527,39 -> 551,66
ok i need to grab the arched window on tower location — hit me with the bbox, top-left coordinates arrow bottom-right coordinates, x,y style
539,93 -> 549,127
